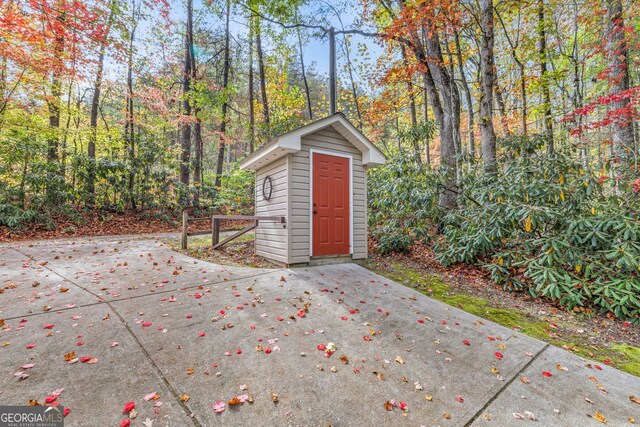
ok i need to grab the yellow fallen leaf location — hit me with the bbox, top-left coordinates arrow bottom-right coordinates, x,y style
524,216 -> 532,232
630,395 -> 640,404
179,394 -> 190,402
425,395 -> 433,401
186,368 -> 195,375
591,412 -> 606,424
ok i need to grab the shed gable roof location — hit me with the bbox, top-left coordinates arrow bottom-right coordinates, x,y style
239,113 -> 386,171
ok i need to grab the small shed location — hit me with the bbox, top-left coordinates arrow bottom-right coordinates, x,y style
239,113 -> 386,266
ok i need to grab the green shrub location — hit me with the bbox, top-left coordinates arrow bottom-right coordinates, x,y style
368,156 -> 440,253
436,138 -> 640,321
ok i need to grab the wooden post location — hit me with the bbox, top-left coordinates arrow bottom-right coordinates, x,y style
181,211 -> 188,249
329,26 -> 336,115
212,217 -> 220,247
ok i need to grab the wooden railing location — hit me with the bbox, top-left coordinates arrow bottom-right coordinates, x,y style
181,212 -> 286,250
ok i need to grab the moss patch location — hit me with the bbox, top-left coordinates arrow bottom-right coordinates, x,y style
613,345 -> 640,377
368,261 -> 640,377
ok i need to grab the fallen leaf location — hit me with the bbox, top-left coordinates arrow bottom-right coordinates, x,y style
186,368 -> 195,375
212,400 -> 225,414
630,396 -> 640,405
179,394 -> 190,402
590,412 -> 607,424
542,371 -> 553,377
395,356 -> 404,364
520,377 -> 530,384
121,420 -> 131,427
271,393 -> 279,403
228,397 -> 241,406
143,392 -> 157,401
425,395 -> 433,401
455,395 -> 464,403
383,401 -> 394,411
122,402 -> 135,414
63,352 -> 76,361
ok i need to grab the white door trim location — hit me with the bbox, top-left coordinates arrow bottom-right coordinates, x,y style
309,149 -> 353,256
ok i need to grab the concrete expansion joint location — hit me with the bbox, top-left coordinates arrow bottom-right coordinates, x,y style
464,343 -> 551,427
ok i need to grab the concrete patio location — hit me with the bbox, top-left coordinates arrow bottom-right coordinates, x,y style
1,236 -> 638,426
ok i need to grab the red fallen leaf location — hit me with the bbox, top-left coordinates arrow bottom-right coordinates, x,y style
441,320 -> 447,324
142,322 -> 152,327
44,395 -> 56,404
26,344 -> 36,349
317,344 -> 326,351
122,401 -> 135,413
341,316 -> 348,321
186,314 -> 192,319
353,368 -> 360,374
603,359 -> 612,365
219,310 -> 226,315
399,402 -> 408,411
487,336 -> 496,341
594,365 -> 603,371
456,395 -> 464,403
249,325 -> 256,330
265,347 -> 272,354
76,341 -> 84,346
64,408 -> 70,417
363,336 -> 372,341
43,324 -> 54,329
463,340 -> 471,346
495,352 -> 503,360
236,306 -> 243,310
349,309 -> 357,314
275,298 -> 282,301
236,349 -> 242,355
121,420 -> 131,427
198,332 -> 206,337
417,319 -> 424,323
542,371 -> 553,377
80,356 -> 92,363
277,316 -> 284,321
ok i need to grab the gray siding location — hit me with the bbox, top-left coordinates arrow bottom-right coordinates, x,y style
255,156 -> 288,263
289,125 -> 368,264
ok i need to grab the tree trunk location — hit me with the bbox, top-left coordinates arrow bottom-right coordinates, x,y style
248,11 -> 255,153
215,0 -> 231,189
87,0 -> 115,207
496,9 -> 527,136
180,0 -> 193,188
479,0 -> 497,174
538,0 -> 554,154
256,18 -> 269,124
46,8 -> 65,205
444,37 -> 462,156
125,0 -> 139,211
605,0 -> 635,167
416,20 -> 457,209
494,80 -> 510,135
296,15 -> 312,120
343,36 -> 362,127
401,45 -> 421,163
454,31 -> 475,158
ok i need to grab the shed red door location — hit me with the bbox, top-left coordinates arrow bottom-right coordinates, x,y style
312,153 -> 350,256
